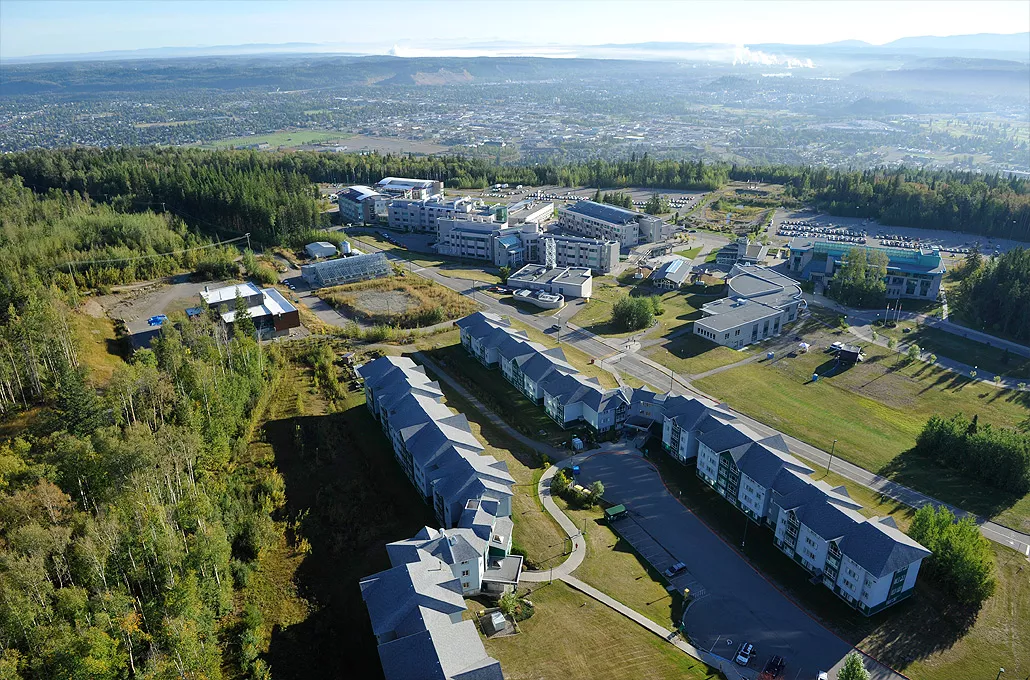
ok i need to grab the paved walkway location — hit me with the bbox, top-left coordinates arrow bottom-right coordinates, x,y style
520,460 -> 586,582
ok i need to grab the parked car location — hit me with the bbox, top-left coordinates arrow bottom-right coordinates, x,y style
663,562 -> 687,578
758,655 -> 786,679
817,673 -> 828,680
734,642 -> 754,666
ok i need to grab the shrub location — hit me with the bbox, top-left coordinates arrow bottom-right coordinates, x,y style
611,295 -> 655,331
915,413 -> 1030,495
908,505 -> 997,606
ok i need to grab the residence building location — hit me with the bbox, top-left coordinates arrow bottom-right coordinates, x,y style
693,264 -> 804,349
558,200 -> 666,248
788,240 -> 945,300
359,553 -> 504,680
660,394 -> 737,462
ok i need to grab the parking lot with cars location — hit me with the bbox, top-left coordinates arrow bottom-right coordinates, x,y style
577,451 -> 903,680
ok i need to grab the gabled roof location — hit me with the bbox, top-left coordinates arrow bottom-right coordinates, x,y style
843,517 -> 931,578
387,527 -> 487,569
360,556 -> 466,639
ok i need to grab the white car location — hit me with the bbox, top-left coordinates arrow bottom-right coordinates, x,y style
734,642 -> 754,665
817,673 -> 828,680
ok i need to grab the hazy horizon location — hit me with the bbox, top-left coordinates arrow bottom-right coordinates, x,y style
1,0 -> 1028,60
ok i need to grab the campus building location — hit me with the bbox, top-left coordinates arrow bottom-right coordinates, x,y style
336,185 -> 384,224
388,195 -> 499,233
650,258 -> 692,290
787,240 -> 945,300
693,264 -> 804,349
199,283 -> 300,339
373,176 -> 443,199
304,241 -> 338,259
300,251 -> 392,288
523,231 -> 621,274
716,237 -> 769,266
505,199 -> 554,225
435,219 -> 528,268
507,264 -> 593,299
557,200 -> 667,248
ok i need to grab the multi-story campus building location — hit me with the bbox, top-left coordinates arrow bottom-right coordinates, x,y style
373,176 -> 443,199
524,232 -> 621,274
788,240 -> 946,300
557,200 -> 666,248
388,195 -> 498,233
435,219 -> 529,268
336,185 -> 385,224
694,264 -> 805,349
507,264 -> 594,299
716,237 -> 769,266
357,355 -> 522,680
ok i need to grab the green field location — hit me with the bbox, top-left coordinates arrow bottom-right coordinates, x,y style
645,333 -> 753,377
204,129 -> 351,149
651,455 -> 1029,680
569,278 -> 717,337
876,320 -> 1030,379
556,500 -> 683,629
672,246 -> 702,260
482,581 -> 717,680
693,338 -> 1030,531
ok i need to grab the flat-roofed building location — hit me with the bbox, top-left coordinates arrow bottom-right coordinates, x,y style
788,239 -> 945,300
337,185 -> 384,224
520,230 -> 620,274
508,264 -> 593,299
506,200 -> 554,225
557,200 -> 666,247
305,241 -> 338,259
374,177 -> 443,199
435,219 -> 526,268
200,282 -> 263,310
694,264 -> 804,349
388,195 -> 499,233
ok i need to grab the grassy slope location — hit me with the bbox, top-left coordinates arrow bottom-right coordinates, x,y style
645,333 -> 753,377
483,581 -> 718,680
694,339 -> 1030,531
876,319 -> 1030,379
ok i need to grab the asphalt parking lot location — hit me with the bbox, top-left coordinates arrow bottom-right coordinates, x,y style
576,451 -> 903,680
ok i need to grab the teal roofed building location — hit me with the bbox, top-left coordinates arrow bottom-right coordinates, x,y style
788,239 -> 945,300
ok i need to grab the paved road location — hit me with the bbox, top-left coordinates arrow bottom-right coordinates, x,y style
347,235 -> 1030,556
576,451 -> 901,680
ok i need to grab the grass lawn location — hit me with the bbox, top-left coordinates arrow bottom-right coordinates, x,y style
672,245 -> 702,260
70,308 -> 125,383
650,454 -> 1030,680
645,333 -> 753,377
569,278 -> 715,338
693,338 -> 1030,531
556,499 -> 683,629
348,231 -> 502,284
875,319 -> 1030,379
483,581 -> 718,680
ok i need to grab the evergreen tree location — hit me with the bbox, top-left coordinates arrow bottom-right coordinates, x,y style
56,363 -> 106,437
837,653 -> 870,680
234,290 -> 256,339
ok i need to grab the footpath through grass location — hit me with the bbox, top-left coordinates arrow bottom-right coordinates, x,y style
876,319 -> 1030,379
650,453 -> 1030,680
483,580 -> 718,680
694,338 -> 1030,532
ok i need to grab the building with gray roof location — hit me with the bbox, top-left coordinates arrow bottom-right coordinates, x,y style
688,414 -> 930,616
558,200 -> 666,247
694,264 -> 805,349
788,239 -> 945,300
649,258 -> 692,290
360,554 -> 504,680
301,251 -> 392,288
507,264 -> 593,299
337,185 -> 385,224
716,237 -> 769,267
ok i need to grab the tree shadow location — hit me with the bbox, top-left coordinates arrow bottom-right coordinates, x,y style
264,405 -> 436,680
876,448 -> 1020,520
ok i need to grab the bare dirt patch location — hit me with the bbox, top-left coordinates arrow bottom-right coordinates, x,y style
350,290 -> 419,315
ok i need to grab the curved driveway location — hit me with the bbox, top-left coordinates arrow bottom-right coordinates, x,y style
576,451 -> 904,680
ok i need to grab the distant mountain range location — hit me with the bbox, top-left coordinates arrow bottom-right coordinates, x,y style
2,32 -> 1027,65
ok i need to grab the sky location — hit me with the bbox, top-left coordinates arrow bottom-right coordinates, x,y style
0,0 -> 1027,59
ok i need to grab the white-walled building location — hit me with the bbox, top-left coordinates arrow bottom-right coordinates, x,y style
507,264 -> 593,299
557,200 -> 666,248
388,195 -> 498,233
374,177 -> 443,199
305,241 -> 338,259
694,264 -> 805,349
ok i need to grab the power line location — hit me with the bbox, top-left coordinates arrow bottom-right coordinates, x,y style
56,233 -> 250,270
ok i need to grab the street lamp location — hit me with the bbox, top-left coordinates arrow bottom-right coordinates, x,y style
826,439 -> 837,475
741,515 -> 750,549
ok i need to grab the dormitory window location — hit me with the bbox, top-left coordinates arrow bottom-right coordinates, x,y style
462,570 -> 470,576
